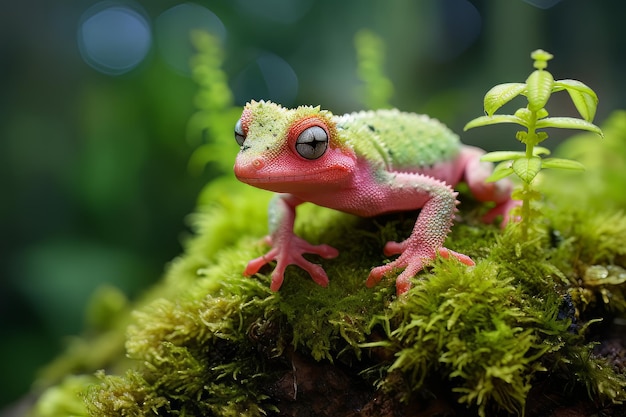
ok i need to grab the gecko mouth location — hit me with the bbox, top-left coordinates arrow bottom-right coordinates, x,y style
234,165 -> 353,194
235,172 -> 330,194
234,159 -> 344,184
236,173 -> 317,183
233,149 -> 356,189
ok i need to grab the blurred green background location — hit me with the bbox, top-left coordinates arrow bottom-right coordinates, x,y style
1,0 -> 625,410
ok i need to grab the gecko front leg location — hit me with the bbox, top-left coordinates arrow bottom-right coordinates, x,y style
244,194 -> 339,291
364,174 -> 475,295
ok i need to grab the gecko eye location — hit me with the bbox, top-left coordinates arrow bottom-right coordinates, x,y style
234,119 -> 246,146
295,126 -> 328,160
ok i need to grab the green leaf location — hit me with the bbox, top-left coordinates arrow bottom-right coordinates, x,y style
514,108 -> 533,124
483,83 -> 526,116
554,79 -> 599,122
480,151 -> 526,162
541,157 -> 585,171
485,162 -> 514,182
464,115 -> 528,131
536,108 -> 549,119
533,146 -> 550,156
525,69 -> 554,111
531,49 -> 553,70
512,156 -> 542,184
535,131 -> 549,143
535,117 -> 603,136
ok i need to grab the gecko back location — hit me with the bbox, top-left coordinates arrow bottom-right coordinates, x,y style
335,109 -> 461,172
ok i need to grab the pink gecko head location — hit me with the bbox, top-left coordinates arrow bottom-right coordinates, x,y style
233,100 -> 357,194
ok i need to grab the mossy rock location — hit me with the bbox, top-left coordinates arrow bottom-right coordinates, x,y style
28,154 -> 626,416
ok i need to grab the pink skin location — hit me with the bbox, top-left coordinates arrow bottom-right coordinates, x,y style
235,111 -> 517,295
243,194 -> 339,292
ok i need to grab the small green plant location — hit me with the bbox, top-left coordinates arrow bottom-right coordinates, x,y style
464,49 -> 603,238
187,30 -> 242,179
354,29 -> 394,110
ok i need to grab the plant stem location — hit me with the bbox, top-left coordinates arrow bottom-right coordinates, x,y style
521,183 -> 531,240
521,111 -> 538,240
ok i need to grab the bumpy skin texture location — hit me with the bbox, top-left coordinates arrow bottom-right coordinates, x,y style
234,100 -> 516,295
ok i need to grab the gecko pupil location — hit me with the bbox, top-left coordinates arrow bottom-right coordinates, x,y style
295,126 -> 328,160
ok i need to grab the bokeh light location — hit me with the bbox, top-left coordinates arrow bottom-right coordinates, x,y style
78,2 -> 152,75
155,3 -> 226,75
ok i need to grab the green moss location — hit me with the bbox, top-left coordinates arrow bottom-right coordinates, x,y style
29,175 -> 624,416
565,344 -> 626,403
367,253 -> 573,417
84,226 -> 280,416
33,375 -> 94,417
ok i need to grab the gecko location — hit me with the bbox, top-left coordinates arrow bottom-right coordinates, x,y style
233,100 -> 517,295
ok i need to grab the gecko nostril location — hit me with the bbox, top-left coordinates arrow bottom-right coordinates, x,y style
252,158 -> 265,170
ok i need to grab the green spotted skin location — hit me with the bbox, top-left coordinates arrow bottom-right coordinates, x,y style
335,109 -> 461,172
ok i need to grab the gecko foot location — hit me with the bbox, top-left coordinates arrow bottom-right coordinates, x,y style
365,245 -> 475,295
244,235 -> 339,291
